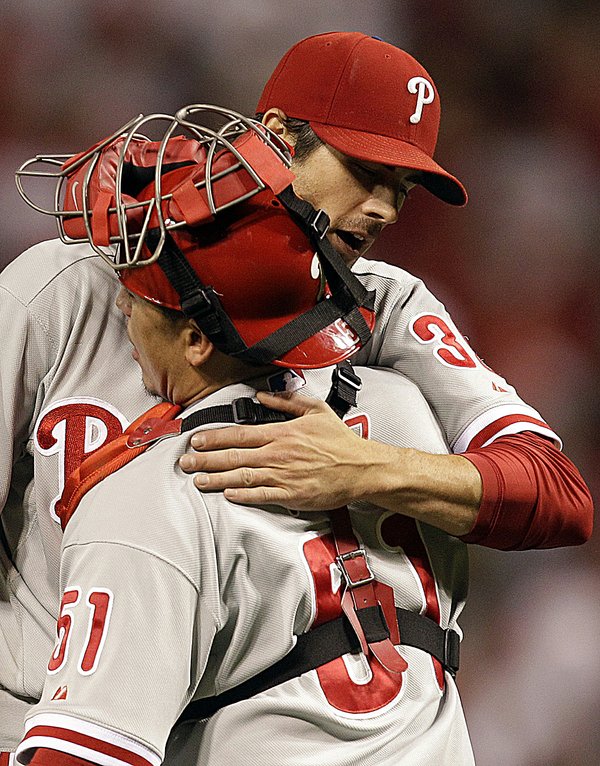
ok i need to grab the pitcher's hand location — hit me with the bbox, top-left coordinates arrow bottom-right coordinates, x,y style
178,391 -> 385,510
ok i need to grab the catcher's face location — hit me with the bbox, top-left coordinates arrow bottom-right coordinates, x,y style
290,144 -> 416,265
116,286 -> 191,403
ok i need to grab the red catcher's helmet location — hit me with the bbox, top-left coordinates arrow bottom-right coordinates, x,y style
15,104 -> 375,369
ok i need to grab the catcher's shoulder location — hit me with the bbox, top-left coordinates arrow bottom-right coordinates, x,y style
0,238 -> 114,305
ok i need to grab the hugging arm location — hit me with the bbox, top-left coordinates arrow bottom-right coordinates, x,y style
180,391 -> 593,549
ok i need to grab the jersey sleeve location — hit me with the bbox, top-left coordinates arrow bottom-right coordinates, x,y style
15,538 -> 210,766
28,748 -> 96,766
0,284 -> 55,517
351,260 -> 561,452
461,431 -> 593,549
350,261 -> 594,552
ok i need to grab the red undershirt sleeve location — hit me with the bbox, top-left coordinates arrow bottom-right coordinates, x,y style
29,749 -> 97,766
459,431 -> 593,550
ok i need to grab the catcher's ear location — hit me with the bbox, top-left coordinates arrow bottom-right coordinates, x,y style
185,320 -> 214,368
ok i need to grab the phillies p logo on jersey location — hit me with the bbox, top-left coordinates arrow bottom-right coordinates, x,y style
34,398 -> 129,523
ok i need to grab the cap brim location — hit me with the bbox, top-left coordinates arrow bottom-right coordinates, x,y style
310,122 -> 467,206
240,305 -> 376,370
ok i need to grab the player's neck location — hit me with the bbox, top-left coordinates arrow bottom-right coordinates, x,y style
179,357 -> 278,409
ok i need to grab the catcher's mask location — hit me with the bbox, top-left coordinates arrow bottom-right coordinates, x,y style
16,104 -> 375,369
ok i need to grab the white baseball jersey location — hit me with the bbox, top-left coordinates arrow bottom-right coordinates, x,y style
16,367 -> 474,766
0,239 -> 558,752
0,240 -> 157,747
351,257 -> 559,451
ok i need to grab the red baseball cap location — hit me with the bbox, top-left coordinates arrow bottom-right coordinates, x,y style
257,31 -> 467,206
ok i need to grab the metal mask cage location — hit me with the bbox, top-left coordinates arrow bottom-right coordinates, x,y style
15,104 -> 293,270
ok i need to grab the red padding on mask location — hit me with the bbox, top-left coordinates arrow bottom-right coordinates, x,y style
90,189 -> 114,247
171,178 -> 214,226
233,131 -> 295,194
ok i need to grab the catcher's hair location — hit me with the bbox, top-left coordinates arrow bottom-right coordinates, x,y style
156,302 -> 187,324
255,113 -> 323,163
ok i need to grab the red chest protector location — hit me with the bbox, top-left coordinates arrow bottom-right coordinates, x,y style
55,401 -> 181,531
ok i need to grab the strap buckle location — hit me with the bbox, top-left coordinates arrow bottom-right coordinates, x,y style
444,628 -> 460,677
180,287 -> 215,319
336,548 -> 375,589
334,364 -> 362,393
327,363 -> 362,417
309,209 -> 329,239
232,397 -> 264,425
127,418 -> 182,448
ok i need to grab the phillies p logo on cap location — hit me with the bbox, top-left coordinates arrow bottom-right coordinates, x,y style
257,31 -> 467,206
408,76 -> 436,124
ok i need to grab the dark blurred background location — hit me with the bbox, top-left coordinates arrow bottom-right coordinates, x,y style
1,1 -> 598,763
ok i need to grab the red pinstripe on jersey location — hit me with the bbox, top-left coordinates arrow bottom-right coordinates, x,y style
344,413 -> 370,439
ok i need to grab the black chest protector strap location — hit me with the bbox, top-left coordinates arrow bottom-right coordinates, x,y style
178,360 -> 360,431
177,606 -> 459,723
177,362 -> 460,724
145,186 -> 376,367
130,361 -> 363,448
180,396 -> 294,429
325,360 -> 362,418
